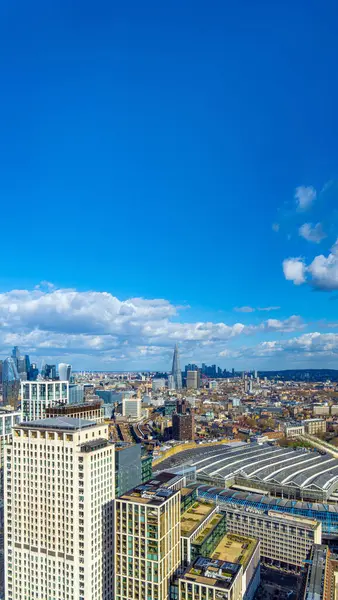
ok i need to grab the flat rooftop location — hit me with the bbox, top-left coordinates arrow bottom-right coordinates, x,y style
268,510 -> 320,529
181,557 -> 241,590
211,533 -> 258,570
181,487 -> 195,498
181,501 -> 215,537
119,473 -> 180,506
80,438 -> 110,452
17,417 -> 97,431
45,402 -> 102,414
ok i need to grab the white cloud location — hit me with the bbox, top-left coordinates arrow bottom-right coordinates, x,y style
253,332 -> 338,357
261,315 -> 304,332
283,240 -> 338,291
0,285 -> 306,368
307,240 -> 338,290
272,223 -> 280,232
299,222 -> 326,243
282,257 -> 307,285
219,332 -> 338,363
295,185 -> 316,211
234,306 -> 280,313
234,306 -> 255,313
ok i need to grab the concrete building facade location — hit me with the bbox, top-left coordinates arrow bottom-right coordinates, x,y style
186,371 -> 200,390
4,417 -> 115,600
122,397 -> 141,421
303,418 -> 327,435
223,506 -> 321,571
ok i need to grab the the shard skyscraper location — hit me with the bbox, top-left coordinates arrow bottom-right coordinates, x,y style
171,344 -> 182,390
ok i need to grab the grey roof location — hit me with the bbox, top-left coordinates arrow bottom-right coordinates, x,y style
19,417 -> 97,430
159,442 -> 338,495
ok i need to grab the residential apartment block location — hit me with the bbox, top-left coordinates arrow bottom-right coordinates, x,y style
21,380 -> 70,421
180,501 -> 226,566
115,472 -> 182,600
0,408 -> 21,599
303,418 -> 327,435
177,534 -> 260,600
4,417 -> 115,600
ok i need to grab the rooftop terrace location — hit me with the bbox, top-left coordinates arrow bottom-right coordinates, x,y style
182,557 -> 241,590
211,533 -> 258,570
181,501 -> 215,537
119,473 -> 180,506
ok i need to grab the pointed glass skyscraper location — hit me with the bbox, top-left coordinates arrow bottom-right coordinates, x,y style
171,344 -> 182,390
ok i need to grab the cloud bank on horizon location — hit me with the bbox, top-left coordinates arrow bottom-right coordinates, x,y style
0,284 -> 337,370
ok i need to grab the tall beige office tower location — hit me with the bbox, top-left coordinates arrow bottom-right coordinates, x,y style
5,417 -> 115,600
115,473 -> 181,600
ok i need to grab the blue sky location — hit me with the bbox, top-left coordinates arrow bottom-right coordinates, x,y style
1,0 -> 338,370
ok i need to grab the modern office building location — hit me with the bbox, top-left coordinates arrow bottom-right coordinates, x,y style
115,472 -> 182,600
95,389 -> 123,404
115,443 -> 142,497
21,380 -> 70,421
4,417 -> 115,600
29,362 -> 39,381
122,396 -> 141,421
2,358 -> 20,408
171,345 -> 182,390
186,371 -> 200,390
41,364 -> 57,379
223,506 -> 321,571
141,453 -> 153,483
58,363 -> 72,382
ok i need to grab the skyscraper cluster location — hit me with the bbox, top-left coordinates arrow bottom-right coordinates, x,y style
0,346 -> 73,410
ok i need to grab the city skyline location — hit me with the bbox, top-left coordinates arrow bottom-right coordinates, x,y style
1,1 -> 338,370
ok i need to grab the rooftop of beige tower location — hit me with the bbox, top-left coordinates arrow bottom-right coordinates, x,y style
119,472 -> 181,506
